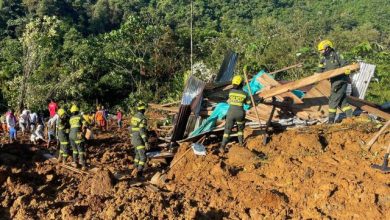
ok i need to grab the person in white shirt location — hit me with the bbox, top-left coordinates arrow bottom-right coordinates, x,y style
30,121 -> 46,144
19,108 -> 31,134
29,112 -> 38,132
47,113 -> 59,148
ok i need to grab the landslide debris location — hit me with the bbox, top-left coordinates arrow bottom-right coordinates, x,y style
0,117 -> 388,219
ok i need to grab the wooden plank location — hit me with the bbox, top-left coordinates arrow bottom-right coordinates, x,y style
315,80 -> 331,97
247,104 -> 277,121
347,96 -> 390,120
149,104 -> 179,113
258,63 -> 359,98
161,101 -> 180,107
259,74 -> 303,104
367,120 -> 390,151
294,81 -> 330,119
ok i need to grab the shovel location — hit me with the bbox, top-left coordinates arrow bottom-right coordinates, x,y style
371,144 -> 390,173
150,136 -> 206,185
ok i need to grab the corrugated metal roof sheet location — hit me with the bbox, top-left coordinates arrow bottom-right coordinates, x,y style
351,62 -> 376,99
215,50 -> 238,83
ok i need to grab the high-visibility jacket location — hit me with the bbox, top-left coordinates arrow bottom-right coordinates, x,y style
130,112 -> 147,143
69,115 -> 86,139
228,89 -> 250,107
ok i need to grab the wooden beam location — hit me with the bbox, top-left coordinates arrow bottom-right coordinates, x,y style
258,63 -> 360,98
347,96 -> 390,120
149,104 -> 179,113
366,120 -> 390,151
259,74 -> 303,104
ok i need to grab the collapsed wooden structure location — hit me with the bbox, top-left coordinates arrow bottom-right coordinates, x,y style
150,62 -> 389,145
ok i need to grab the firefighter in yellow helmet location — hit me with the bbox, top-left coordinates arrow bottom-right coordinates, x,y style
68,104 -> 87,169
57,108 -> 70,163
130,101 -> 149,177
218,75 -> 251,153
317,39 -> 353,123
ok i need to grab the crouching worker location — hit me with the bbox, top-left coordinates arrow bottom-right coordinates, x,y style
57,108 -> 70,164
219,75 -> 251,153
69,105 -> 87,170
130,102 -> 150,178
30,121 -> 46,144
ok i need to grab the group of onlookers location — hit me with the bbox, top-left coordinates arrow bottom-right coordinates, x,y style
0,107 -> 45,143
0,99 -> 124,144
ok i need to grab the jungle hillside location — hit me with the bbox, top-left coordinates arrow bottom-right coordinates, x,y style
0,0 -> 389,112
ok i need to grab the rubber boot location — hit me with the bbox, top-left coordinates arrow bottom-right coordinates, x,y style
238,136 -> 244,146
71,153 -> 78,168
383,153 -> 389,169
345,109 -> 353,118
136,167 -> 143,178
79,154 -> 87,170
328,113 -> 336,124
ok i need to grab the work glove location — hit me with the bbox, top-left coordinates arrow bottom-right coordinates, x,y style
145,142 -> 150,150
345,69 -> 351,75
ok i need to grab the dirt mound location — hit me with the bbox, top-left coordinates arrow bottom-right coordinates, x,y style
79,169 -> 115,196
0,117 -> 388,219
165,117 -> 389,219
167,144 -> 289,219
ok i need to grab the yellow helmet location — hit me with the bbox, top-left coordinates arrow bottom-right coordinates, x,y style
232,75 -> 243,86
57,108 -> 66,117
137,102 -> 146,110
317,40 -> 333,51
70,105 -> 79,113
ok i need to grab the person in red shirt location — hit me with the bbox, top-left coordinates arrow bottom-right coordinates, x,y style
48,99 -> 58,118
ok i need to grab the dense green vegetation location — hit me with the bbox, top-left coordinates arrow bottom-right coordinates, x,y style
0,0 -> 389,112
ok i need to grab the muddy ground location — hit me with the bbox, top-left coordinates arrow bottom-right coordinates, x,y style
0,116 -> 389,219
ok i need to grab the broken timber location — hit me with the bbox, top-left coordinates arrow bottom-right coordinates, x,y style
366,120 -> 390,151
347,96 -> 390,120
258,63 -> 360,98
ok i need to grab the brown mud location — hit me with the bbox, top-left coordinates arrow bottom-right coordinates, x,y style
0,116 -> 389,219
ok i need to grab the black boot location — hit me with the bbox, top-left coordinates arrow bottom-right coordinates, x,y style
383,153 -> 389,168
71,153 -> 78,167
345,109 -> 353,118
79,153 -> 87,170
136,166 -> 143,178
238,136 -> 244,146
328,113 -> 336,124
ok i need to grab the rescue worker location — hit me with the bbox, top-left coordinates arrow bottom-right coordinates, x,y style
219,75 -> 251,153
68,105 -> 87,170
317,40 -> 353,123
57,108 -> 70,164
130,102 -> 150,177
